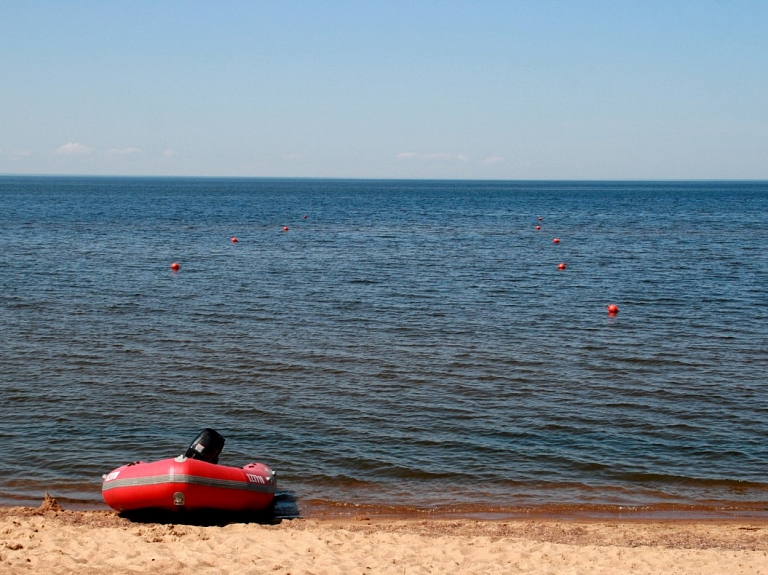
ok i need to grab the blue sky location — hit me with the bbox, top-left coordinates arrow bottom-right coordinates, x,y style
1,1 -> 766,179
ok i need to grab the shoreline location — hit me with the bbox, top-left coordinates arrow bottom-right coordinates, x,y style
4,492 -> 768,522
2,497 -> 768,574
294,497 -> 768,522
6,483 -> 768,521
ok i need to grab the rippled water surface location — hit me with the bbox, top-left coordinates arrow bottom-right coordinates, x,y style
1,177 -> 767,517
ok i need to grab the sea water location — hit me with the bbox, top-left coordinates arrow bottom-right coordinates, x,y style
1,177 -> 766,517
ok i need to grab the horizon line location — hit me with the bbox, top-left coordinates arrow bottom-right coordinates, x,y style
2,173 -> 767,183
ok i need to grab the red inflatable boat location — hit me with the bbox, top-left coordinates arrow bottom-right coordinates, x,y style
102,455 -> 276,513
101,429 -> 276,513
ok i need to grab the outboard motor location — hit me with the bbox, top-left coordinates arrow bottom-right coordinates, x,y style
184,428 -> 225,464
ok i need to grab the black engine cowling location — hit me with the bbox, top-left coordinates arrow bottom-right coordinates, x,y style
184,428 -> 225,464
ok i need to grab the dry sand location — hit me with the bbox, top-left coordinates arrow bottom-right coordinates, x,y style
2,496 -> 767,574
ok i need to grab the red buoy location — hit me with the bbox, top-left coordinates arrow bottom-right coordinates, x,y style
553,238 -> 560,244
231,237 -> 238,243
283,226 -> 289,232
558,262 -> 566,270
535,225 -> 541,230
170,262 -> 180,271
302,215 -> 308,219
538,217 -> 543,221
607,304 -> 619,315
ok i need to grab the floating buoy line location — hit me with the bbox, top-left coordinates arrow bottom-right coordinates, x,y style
171,214 -> 620,319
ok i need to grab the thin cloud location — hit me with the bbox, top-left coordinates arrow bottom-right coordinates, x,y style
107,147 -> 142,156
396,152 -> 419,159
55,142 -> 93,156
162,148 -> 178,157
483,155 -> 505,165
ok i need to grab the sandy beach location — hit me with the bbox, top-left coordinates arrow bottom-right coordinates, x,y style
1,496 -> 767,574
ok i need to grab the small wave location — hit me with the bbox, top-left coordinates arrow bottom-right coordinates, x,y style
609,472 -> 768,490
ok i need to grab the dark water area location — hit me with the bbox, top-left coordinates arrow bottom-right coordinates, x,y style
1,176 -> 767,519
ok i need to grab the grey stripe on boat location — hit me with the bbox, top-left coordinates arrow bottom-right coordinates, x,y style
102,474 -> 275,493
